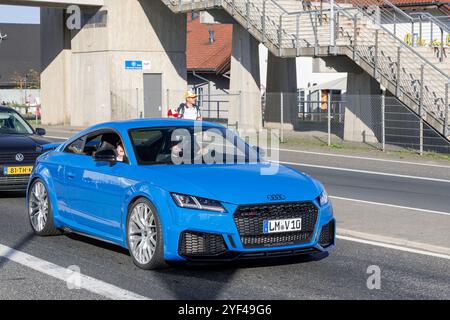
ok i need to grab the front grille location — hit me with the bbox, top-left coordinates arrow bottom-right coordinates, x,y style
319,220 -> 335,248
179,231 -> 228,257
0,175 -> 30,190
234,202 -> 319,248
0,152 -> 41,165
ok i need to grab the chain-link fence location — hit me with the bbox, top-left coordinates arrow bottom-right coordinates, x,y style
384,96 -> 450,154
262,91 -> 450,155
0,89 -> 41,123
193,92 -> 235,124
81,87 -> 450,156
108,89 -> 229,123
161,89 -> 263,131
166,90 -> 244,127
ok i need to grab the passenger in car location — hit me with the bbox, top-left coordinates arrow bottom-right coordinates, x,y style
116,141 -> 125,162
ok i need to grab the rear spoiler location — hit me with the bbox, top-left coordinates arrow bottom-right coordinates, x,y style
41,143 -> 62,152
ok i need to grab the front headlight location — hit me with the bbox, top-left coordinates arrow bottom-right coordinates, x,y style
319,189 -> 329,207
171,193 -> 227,213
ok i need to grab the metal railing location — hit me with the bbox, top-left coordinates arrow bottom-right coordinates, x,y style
328,1 -> 450,138
340,0 -> 450,61
162,0 -> 450,138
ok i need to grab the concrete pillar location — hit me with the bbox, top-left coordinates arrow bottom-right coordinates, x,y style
344,70 -> 381,143
40,8 -> 72,125
229,24 -> 262,131
314,56 -> 382,143
41,0 -> 187,127
264,52 -> 297,130
106,0 -> 187,122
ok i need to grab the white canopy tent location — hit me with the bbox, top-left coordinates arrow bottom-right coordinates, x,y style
305,77 -> 347,92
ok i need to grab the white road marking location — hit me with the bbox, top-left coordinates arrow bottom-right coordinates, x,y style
0,244 -> 149,300
330,196 -> 450,217
278,161 -> 450,183
45,135 -> 69,140
276,148 -> 450,169
337,235 -> 450,260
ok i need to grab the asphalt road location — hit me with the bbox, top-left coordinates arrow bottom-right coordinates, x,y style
0,194 -> 449,300
0,133 -> 449,299
278,149 -> 450,211
291,164 -> 450,212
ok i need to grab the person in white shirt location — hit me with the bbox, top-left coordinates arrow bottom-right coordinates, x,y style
177,91 -> 202,121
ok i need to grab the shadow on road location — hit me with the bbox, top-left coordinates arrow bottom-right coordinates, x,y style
171,251 -> 329,270
64,232 -> 130,256
149,252 -> 329,299
0,190 -> 330,300
0,191 -> 26,199
59,231 -> 328,299
0,232 -> 36,269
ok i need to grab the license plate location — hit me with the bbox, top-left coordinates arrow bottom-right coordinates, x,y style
263,218 -> 302,234
3,166 -> 33,175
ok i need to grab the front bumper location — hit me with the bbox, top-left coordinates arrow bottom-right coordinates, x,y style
0,174 -> 30,191
0,160 -> 37,191
163,200 -> 335,262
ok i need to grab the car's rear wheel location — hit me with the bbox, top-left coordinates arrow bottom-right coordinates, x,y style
126,198 -> 166,270
28,179 -> 60,236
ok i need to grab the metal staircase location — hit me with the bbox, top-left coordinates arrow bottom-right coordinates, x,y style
162,0 -> 450,139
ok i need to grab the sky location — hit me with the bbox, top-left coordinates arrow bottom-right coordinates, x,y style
0,5 -> 40,24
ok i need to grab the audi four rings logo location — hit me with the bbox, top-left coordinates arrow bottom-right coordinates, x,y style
267,194 -> 286,201
15,153 -> 24,162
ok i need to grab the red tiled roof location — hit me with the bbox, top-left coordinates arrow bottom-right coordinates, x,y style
186,14 -> 232,74
346,0 -> 446,4
341,0 -> 448,10
367,0 -> 448,10
344,0 -> 450,14
389,0 -> 446,4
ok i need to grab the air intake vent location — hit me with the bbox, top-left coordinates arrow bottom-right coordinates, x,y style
179,231 -> 227,257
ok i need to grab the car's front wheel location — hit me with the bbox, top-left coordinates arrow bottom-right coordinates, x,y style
126,198 -> 166,270
28,179 -> 60,236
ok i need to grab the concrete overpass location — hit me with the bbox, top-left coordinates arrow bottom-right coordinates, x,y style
3,0 -> 446,141
0,0 -> 103,7
1,0 -> 190,128
0,0 -> 269,130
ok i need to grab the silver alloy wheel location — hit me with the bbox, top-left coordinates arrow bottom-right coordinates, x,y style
128,203 -> 158,265
29,181 -> 49,232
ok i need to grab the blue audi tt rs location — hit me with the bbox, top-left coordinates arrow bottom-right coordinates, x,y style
27,119 -> 335,269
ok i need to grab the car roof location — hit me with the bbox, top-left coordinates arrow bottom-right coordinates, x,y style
85,118 -> 225,133
0,106 -> 16,113
60,119 -> 229,150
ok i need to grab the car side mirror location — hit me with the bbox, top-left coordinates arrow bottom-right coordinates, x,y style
93,149 -> 117,164
35,128 -> 46,136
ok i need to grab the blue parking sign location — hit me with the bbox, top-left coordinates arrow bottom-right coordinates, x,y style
125,60 -> 143,70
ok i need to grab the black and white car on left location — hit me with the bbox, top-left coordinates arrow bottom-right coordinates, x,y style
0,106 -> 51,191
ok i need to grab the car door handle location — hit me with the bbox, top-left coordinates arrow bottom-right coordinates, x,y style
67,173 -> 76,180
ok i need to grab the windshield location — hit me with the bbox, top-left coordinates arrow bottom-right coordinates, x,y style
0,111 -> 34,135
129,126 -> 259,165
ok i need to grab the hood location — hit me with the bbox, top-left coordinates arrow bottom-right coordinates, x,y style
0,134 -> 51,152
138,163 -> 322,205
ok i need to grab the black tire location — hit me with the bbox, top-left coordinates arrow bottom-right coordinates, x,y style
126,198 -> 167,270
28,179 -> 60,236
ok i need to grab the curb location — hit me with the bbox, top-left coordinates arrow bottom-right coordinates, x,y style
337,228 -> 450,256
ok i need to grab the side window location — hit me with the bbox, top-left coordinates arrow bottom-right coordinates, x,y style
64,137 -> 86,155
97,132 -> 128,163
63,130 -> 128,162
84,133 -> 103,156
